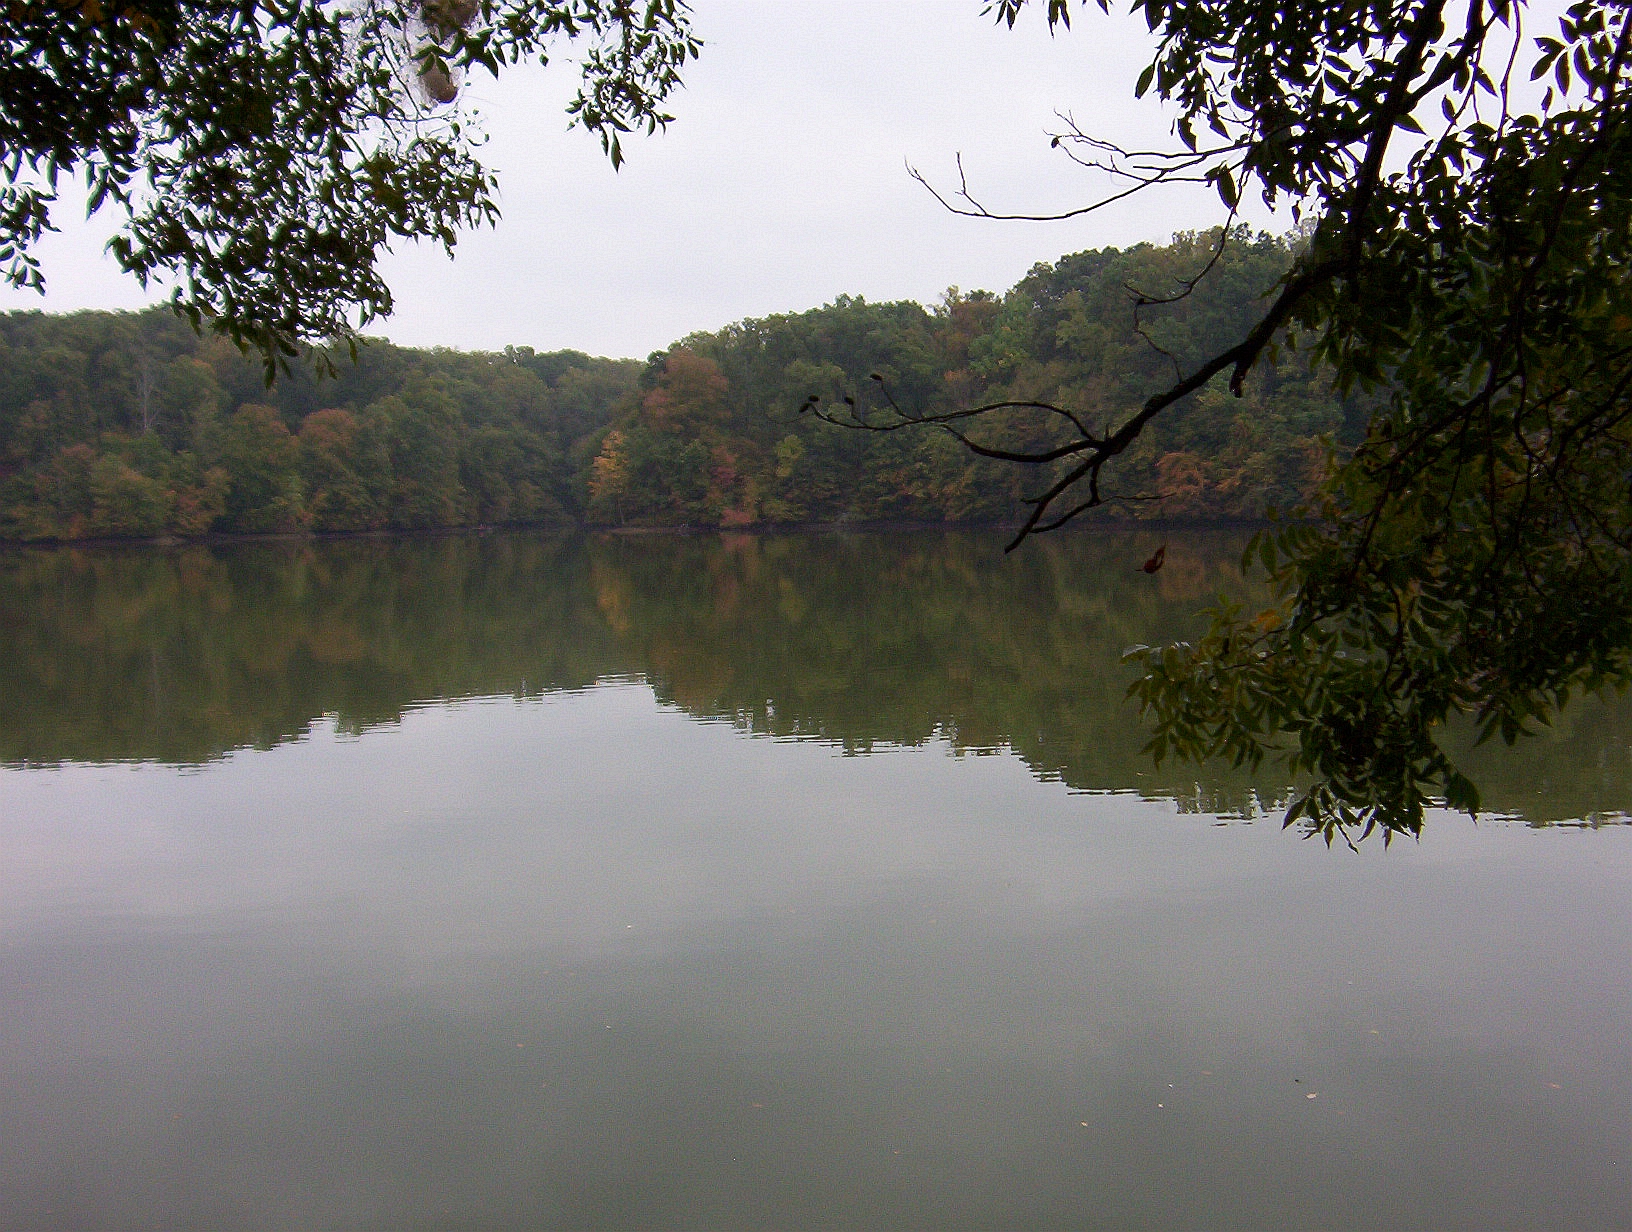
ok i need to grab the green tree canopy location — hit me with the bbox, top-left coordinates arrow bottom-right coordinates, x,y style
818,0 -> 1632,841
1,0 -> 698,368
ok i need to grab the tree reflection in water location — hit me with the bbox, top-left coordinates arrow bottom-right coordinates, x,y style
3,529 -> 1628,826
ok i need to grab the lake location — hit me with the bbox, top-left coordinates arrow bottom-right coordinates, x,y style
2,531 -> 1628,1230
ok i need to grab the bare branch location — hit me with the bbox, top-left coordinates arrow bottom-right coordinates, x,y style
907,147 -> 1215,224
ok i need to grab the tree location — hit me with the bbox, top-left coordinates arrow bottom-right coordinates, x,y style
813,0 -> 1632,841
1,0 -> 699,370
212,402 -> 305,531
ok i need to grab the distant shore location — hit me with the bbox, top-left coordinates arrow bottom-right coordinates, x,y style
0,516 -> 1273,552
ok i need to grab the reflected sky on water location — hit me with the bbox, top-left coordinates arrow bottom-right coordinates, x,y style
2,534 -> 1630,1229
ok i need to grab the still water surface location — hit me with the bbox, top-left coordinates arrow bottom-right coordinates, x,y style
1,532 -> 1629,1230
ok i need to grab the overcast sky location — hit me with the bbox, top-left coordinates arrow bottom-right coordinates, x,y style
2,0 -> 1288,360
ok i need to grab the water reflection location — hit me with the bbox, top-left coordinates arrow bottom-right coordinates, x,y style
5,529 -> 1630,823
4,537 -> 1631,1229
2,687 -> 1628,1229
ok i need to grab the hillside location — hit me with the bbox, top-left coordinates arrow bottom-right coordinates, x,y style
0,229 -> 1365,541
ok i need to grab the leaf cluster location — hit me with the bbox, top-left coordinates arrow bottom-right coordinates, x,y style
0,0 -> 700,371
1120,2 -> 1632,838
948,2 -> 1632,839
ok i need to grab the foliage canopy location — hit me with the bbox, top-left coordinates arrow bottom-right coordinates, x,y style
815,0 -> 1632,840
0,0 -> 698,368
0,235 -> 1350,541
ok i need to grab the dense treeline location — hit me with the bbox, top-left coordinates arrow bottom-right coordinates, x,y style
594,229 -> 1367,529
0,311 -> 638,539
0,229 -> 1364,541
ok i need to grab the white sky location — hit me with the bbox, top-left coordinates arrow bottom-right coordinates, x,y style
1,1 -> 1287,359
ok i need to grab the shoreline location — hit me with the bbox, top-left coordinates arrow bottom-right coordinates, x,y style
0,515 -> 1274,553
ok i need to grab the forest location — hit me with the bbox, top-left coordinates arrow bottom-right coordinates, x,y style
0,229 -> 1366,541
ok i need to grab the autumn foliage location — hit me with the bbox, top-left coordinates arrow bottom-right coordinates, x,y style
1,231 -> 1358,540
